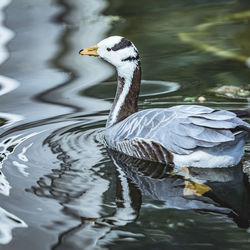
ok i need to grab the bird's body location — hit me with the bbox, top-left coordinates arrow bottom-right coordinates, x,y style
106,105 -> 249,168
80,36 -> 250,168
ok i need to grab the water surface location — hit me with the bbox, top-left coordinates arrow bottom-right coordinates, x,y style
0,0 -> 250,249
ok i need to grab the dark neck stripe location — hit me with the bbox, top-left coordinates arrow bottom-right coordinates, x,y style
122,54 -> 140,62
111,38 -> 132,51
107,62 -> 141,127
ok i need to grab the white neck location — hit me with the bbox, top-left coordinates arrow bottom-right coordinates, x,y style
106,61 -> 141,128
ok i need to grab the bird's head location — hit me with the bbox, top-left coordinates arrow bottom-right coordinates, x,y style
79,36 -> 139,68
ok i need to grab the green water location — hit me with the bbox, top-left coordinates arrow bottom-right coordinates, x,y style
105,0 -> 250,103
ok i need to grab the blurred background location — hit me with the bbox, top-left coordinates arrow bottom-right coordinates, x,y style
0,0 -> 250,249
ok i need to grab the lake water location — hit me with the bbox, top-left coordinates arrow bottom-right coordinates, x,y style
0,0 -> 250,249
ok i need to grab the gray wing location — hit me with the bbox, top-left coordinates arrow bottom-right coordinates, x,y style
106,105 -> 250,155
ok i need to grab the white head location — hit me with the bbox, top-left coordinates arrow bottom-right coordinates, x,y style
79,36 -> 140,68
80,36 -> 142,128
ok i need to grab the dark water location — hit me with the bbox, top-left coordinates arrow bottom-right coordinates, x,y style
0,0 -> 250,249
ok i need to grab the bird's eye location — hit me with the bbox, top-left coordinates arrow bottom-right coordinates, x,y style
107,48 -> 111,51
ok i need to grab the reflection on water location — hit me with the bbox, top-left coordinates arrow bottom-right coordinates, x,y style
0,0 -> 14,65
0,0 -> 250,249
178,9 -> 250,68
32,120 -> 145,249
0,75 -> 19,97
0,0 -> 26,245
0,132 -> 41,196
108,150 -> 250,228
0,112 -> 22,129
83,80 -> 180,100
0,207 -> 27,245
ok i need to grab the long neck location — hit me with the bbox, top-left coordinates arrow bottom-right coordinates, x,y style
106,61 -> 141,128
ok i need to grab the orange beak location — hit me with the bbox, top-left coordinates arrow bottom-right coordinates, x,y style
79,45 -> 99,56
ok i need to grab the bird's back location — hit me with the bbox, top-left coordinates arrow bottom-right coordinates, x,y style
105,105 -> 250,168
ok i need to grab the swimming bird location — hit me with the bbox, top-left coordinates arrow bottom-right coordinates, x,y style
79,36 -> 250,168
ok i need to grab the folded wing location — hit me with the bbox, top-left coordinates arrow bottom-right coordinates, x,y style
106,105 -> 250,156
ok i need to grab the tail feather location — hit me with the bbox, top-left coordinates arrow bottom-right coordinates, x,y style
230,109 -> 250,120
229,109 -> 250,142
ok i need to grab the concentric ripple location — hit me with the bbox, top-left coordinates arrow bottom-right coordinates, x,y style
82,80 -> 180,100
1,112 -> 250,248
0,114 -> 146,249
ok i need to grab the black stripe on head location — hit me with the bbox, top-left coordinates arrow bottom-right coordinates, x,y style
122,54 -> 140,62
111,38 -> 132,51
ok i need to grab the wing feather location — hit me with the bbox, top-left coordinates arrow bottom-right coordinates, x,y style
194,110 -> 236,120
189,117 -> 236,129
105,105 -> 250,155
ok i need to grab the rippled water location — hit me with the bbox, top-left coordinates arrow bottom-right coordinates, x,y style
0,0 -> 250,249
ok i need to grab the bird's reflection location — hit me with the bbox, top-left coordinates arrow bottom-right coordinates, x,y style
108,149 -> 250,229
27,125 -> 250,249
